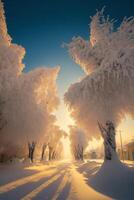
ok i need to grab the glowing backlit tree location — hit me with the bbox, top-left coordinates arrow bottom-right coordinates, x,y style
65,9 -> 134,160
0,0 -> 60,161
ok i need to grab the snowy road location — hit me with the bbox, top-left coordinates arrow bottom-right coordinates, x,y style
0,161 -> 110,200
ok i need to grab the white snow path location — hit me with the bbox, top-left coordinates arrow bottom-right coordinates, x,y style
68,164 -> 110,200
0,160 -> 133,200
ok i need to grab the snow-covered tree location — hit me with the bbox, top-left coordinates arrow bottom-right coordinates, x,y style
65,9 -> 134,163
47,125 -> 66,161
65,9 -> 134,142
0,0 -> 60,161
69,126 -> 88,160
54,141 -> 64,160
98,121 -> 116,160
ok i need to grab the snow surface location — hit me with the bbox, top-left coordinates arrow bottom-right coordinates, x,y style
77,157 -> 134,200
0,159 -> 134,200
90,158 -> 134,200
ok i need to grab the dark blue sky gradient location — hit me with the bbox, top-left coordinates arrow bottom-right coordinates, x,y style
4,0 -> 134,96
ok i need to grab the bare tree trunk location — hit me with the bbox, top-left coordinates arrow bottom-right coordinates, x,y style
48,145 -> 53,161
52,151 -> 56,160
28,142 -> 31,159
75,145 -> 84,161
80,147 -> 84,160
98,121 -> 116,160
31,142 -> 36,162
73,145 -> 84,160
74,146 -> 79,160
28,141 -> 36,162
41,144 -> 47,161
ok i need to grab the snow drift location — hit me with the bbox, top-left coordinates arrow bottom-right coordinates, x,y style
89,154 -> 134,200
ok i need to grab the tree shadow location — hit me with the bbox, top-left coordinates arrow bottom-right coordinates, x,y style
56,181 -> 71,200
0,167 -> 68,199
75,161 -> 101,177
75,160 -> 134,200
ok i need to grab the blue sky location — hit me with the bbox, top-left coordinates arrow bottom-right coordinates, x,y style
4,0 -> 134,97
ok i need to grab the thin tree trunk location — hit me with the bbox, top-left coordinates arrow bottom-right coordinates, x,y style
41,144 -> 47,161
28,142 -> 31,159
48,146 -> 53,161
52,151 -> 56,160
28,141 -> 36,162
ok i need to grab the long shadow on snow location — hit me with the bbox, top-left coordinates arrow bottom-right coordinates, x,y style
34,169 -> 71,200
0,164 -> 69,200
75,160 -> 134,200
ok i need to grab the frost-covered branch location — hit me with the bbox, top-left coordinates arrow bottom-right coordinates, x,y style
65,9 -> 134,140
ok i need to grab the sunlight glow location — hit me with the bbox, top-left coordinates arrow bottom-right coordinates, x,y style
55,99 -> 74,159
55,99 -> 75,132
55,101 -> 134,156
117,115 -> 134,144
